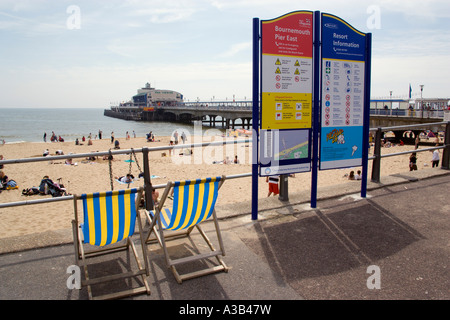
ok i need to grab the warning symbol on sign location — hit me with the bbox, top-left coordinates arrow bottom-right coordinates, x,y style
294,68 -> 300,75
275,58 -> 281,65
275,67 -> 281,74
294,60 -> 300,66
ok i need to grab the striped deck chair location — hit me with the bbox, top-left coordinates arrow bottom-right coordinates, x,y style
72,187 -> 150,300
145,176 -> 228,283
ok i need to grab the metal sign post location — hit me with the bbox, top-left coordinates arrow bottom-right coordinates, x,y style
251,17 -> 260,220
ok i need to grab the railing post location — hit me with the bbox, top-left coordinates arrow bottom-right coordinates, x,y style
142,147 -> 154,211
442,121 -> 450,170
278,174 -> 289,202
371,127 -> 382,183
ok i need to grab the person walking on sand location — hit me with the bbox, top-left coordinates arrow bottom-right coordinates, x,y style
415,135 -> 420,150
111,131 -> 114,144
431,149 -> 440,168
173,130 -> 179,145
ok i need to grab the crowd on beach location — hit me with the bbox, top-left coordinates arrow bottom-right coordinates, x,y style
0,127 -> 445,200
0,126 -> 447,240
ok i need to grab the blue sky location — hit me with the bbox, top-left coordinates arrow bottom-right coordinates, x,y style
1,0 -> 449,108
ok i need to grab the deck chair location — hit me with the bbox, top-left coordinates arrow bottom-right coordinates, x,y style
72,187 -> 150,300
145,176 -> 228,283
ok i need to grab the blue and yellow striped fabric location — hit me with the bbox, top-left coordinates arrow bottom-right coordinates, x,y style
80,188 -> 139,246
151,177 -> 221,231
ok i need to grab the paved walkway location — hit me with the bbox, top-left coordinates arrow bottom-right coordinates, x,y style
0,169 -> 448,302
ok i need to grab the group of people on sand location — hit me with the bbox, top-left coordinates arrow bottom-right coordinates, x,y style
43,131 -> 65,143
1,158 -> 67,197
347,170 -> 362,181
22,176 -> 68,197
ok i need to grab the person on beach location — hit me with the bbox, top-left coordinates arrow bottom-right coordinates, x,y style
0,170 -> 8,189
98,130 -> 102,140
266,175 -> 279,197
0,170 -> 17,191
152,187 -> 159,205
431,149 -> 440,168
116,174 -> 133,183
111,131 -> 114,144
354,170 -> 362,180
348,171 -> 355,180
43,132 -> 47,142
409,152 -> 418,171
38,176 -> 67,197
50,131 -> 58,142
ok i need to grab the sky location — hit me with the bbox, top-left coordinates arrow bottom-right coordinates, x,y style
1,0 -> 449,108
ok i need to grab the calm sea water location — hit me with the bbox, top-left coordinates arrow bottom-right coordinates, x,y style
0,108 -> 217,143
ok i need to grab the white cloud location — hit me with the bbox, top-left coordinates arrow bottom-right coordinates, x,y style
122,0 -> 206,23
0,61 -> 252,108
0,9 -> 67,36
371,54 -> 450,99
379,0 -> 450,20
217,42 -> 251,58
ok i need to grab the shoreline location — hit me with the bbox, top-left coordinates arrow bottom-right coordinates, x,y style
0,135 -> 444,239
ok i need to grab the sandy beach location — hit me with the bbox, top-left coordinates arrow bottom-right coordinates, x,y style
0,134 -> 443,239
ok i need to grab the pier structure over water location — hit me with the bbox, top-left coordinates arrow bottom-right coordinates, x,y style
150,100 -> 253,129
106,100 -> 255,129
105,97 -> 449,139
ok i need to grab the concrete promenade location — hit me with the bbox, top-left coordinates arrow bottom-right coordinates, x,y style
0,168 -> 448,302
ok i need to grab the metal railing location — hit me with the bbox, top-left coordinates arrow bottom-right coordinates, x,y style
370,121 -> 450,182
1,121 -> 449,210
0,138 -> 251,210
370,108 -> 448,119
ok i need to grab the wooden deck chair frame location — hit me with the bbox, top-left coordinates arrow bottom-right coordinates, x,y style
145,176 -> 228,284
72,187 -> 150,300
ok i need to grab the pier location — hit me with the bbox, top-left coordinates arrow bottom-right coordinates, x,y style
152,101 -> 253,129
104,98 -> 449,135
105,100 -> 254,129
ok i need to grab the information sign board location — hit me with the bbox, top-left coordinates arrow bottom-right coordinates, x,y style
259,11 -> 314,176
261,11 -> 313,130
319,13 -> 368,170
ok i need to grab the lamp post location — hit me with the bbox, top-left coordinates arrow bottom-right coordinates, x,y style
420,85 -> 424,119
390,91 -> 393,115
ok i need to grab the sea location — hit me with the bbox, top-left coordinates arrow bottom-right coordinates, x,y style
0,108 -> 222,143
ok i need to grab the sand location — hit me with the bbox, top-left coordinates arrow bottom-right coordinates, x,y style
0,135 -> 442,239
